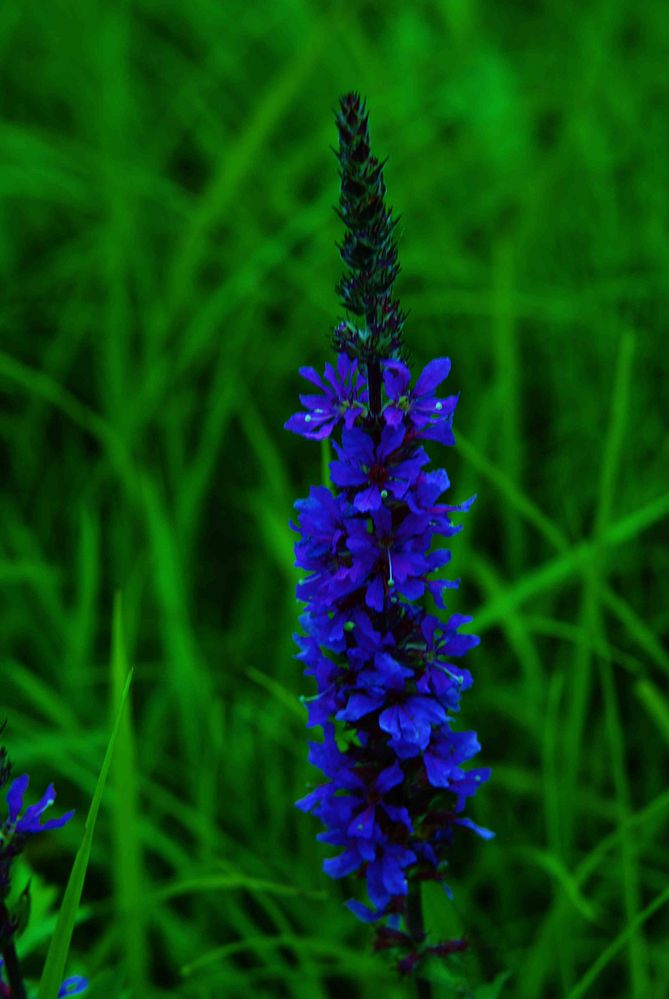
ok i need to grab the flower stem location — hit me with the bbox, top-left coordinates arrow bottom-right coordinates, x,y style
367,359 -> 382,418
0,905 -> 27,999
407,887 -> 432,999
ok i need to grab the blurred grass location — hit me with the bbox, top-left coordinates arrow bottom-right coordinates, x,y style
1,0 -> 668,996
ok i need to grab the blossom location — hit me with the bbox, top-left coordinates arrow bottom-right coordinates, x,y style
330,425 -> 428,512
56,978 -> 88,997
382,357 -> 459,446
287,92 -> 491,974
285,353 -> 368,439
4,775 -> 74,837
2,773 -> 75,904
296,727 -> 416,911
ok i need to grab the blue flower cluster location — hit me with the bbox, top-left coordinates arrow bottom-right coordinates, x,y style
286,353 -> 492,927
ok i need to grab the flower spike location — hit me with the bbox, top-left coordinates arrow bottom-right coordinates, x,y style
286,94 -> 491,980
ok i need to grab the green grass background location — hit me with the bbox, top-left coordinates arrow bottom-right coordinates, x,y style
1,1 -> 668,996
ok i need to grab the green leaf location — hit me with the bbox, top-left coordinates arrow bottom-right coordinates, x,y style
474,969 -> 513,998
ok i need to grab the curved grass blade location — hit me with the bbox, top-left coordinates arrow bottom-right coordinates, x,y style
566,885 -> 669,999
36,666 -> 134,999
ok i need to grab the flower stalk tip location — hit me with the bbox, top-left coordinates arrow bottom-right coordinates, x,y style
332,92 -> 407,369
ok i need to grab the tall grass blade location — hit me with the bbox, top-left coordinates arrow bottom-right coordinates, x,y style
110,592 -> 148,991
35,666 -> 133,999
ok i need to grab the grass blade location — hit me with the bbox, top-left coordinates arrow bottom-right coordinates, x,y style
110,593 -> 148,991
36,661 -> 133,999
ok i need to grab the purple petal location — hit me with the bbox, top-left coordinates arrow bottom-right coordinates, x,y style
455,816 -> 495,839
348,804 -> 376,838
383,803 -> 412,830
322,361 -> 339,392
444,492 -> 477,513
381,851 -> 413,895
295,785 -> 329,812
445,633 -> 480,657
387,478 -> 411,501
330,462 -> 367,487
369,504 -> 393,535
37,809 -> 75,832
366,859 -> 392,910
284,413 -> 333,439
421,615 -> 438,646
298,366 -> 325,389
374,652 -> 413,682
298,392 -> 330,409
337,691 -> 385,722
346,898 -> 384,923
380,863 -> 408,898
6,774 -> 29,824
424,749 -> 460,788
376,760 -> 404,794
387,554 -> 418,585
383,404 -> 404,428
383,360 -> 411,399
389,737 -> 422,760
341,426 -> 375,461
414,696 -> 448,724
58,978 -> 89,997
427,549 -> 452,571
447,613 -> 474,630
336,352 -> 355,381
379,704 -> 428,748
398,578 -> 425,600
412,393 -> 459,427
416,422 -> 456,447
343,407 -> 363,430
378,423 -> 405,459
324,850 -> 361,879
366,575 -> 385,611
451,730 -> 482,762
354,485 -> 382,512
414,357 -> 451,396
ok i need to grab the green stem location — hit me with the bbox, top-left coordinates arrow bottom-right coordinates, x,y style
407,886 -> 432,999
0,904 -> 27,999
367,359 -> 382,419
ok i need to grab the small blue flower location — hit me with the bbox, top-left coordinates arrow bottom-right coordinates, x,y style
331,425 -> 428,512
0,958 -> 88,997
4,775 -> 74,836
285,353 -> 368,440
383,357 -> 459,446
57,977 -> 88,997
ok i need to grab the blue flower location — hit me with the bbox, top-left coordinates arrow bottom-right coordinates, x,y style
285,353 -> 368,440
4,775 -> 74,836
297,727 -> 417,904
383,357 -> 459,446
337,660 -> 447,754
57,978 -> 88,997
331,425 -> 428,512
